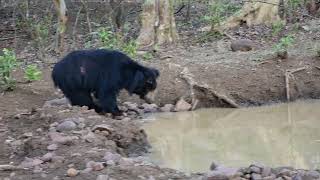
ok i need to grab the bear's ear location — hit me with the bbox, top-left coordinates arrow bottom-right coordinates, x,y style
128,71 -> 144,95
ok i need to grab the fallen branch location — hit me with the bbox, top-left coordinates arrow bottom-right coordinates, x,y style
0,164 -> 28,171
180,67 -> 240,109
0,35 -> 28,41
285,66 -> 307,101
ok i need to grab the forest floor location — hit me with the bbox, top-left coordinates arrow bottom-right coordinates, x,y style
1,1 -> 320,180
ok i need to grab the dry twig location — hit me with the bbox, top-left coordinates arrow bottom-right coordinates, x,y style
285,66 -> 307,101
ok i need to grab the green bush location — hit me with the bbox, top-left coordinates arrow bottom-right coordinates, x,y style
0,48 -> 19,91
273,35 -> 295,52
97,27 -> 138,59
24,64 -> 42,82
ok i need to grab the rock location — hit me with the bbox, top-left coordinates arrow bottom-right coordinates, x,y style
81,168 -> 93,174
19,158 -> 43,168
56,121 -> 77,132
174,99 -> 192,112
160,104 -> 174,112
44,98 -> 69,107
50,122 -> 59,127
83,131 -> 97,143
244,174 -> 251,179
122,117 -> 131,121
96,175 -> 109,180
51,156 -> 65,164
123,102 -> 138,110
67,168 -> 78,177
282,176 -> 292,180
262,174 -> 276,180
278,169 -> 294,177
21,132 -> 33,138
103,152 -> 122,164
86,161 -> 105,171
92,124 -> 114,132
210,161 -> 218,170
250,165 -> 261,174
119,158 -> 134,166
78,123 -> 86,129
47,144 -> 58,151
230,39 -> 255,52
206,171 -> 228,180
206,166 -> 239,179
41,152 -> 54,162
49,132 -> 78,145
141,103 -> 158,113
33,165 -> 43,173
251,173 -> 262,180
261,167 -> 272,177
306,170 -> 320,179
92,162 -> 105,171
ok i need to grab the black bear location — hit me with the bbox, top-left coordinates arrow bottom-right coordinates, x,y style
51,49 -> 160,116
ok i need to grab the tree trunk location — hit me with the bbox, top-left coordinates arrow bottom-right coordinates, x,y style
53,0 -> 68,54
217,0 -> 282,31
137,0 -> 178,49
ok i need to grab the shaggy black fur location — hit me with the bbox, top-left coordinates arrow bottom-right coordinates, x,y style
51,49 -> 159,116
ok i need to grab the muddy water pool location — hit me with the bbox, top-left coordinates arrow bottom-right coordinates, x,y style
142,100 -> 320,173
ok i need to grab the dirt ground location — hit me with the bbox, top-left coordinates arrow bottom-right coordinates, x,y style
1,1 -> 320,179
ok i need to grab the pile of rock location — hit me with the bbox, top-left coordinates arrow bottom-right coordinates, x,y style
205,163 -> 320,180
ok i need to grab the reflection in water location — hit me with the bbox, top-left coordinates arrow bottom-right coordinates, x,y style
143,100 -> 320,173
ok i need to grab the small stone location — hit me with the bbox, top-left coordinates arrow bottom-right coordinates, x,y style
210,161 -> 218,170
261,167 -> 272,177
106,160 -> 115,166
96,175 -> 109,180
19,158 -> 43,168
244,174 -> 251,179
21,132 -> 33,138
278,169 -> 294,177
50,122 -> 59,127
92,162 -> 105,171
83,131 -> 97,143
92,124 -> 113,132
206,171 -> 228,180
78,123 -> 86,129
51,156 -> 65,164
49,132 -> 78,145
306,170 -> 320,178
103,152 -> 121,163
86,161 -> 105,171
67,168 -> 78,177
160,104 -> 174,112
263,174 -> 276,180
47,144 -> 58,151
251,173 -> 262,180
141,103 -> 158,113
41,153 -> 54,162
44,98 -> 69,107
122,117 -> 131,121
33,165 -> 43,173
250,165 -> 261,174
174,99 -> 191,112
56,121 -> 77,132
282,176 -> 292,180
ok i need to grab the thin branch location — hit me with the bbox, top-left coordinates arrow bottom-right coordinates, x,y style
72,6 -> 83,49
80,0 -> 92,34
174,4 -> 185,14
285,66 -> 307,101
